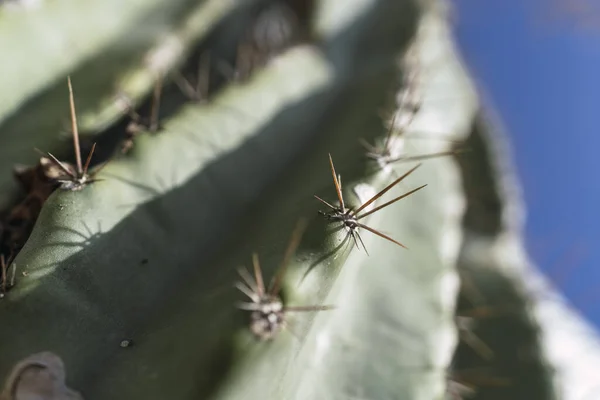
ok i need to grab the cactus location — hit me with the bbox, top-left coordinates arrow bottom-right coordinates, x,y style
0,0 -> 568,399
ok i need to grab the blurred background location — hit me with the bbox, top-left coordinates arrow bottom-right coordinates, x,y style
451,0 -> 600,331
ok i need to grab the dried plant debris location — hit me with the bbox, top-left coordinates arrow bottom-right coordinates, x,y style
0,352 -> 83,400
0,254 -> 15,298
0,236 -> 19,298
314,154 -> 426,253
37,77 -> 104,191
236,219 -> 334,340
118,78 -> 164,154
0,158 -> 63,272
0,159 -> 61,295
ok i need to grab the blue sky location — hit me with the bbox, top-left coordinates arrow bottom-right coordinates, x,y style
450,1 -> 600,328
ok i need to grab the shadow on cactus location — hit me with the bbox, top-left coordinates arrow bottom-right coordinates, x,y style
450,112 -> 558,400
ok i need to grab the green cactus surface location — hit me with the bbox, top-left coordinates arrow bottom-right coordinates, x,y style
0,0 -> 568,399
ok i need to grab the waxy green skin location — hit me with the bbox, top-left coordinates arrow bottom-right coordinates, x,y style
0,0 -> 558,399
